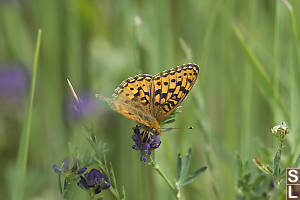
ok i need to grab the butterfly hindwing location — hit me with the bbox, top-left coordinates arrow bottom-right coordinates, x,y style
110,99 -> 155,127
111,74 -> 156,126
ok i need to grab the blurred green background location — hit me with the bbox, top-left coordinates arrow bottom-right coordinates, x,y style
0,0 -> 300,199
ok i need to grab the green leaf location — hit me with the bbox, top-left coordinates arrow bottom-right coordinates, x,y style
177,154 -> 182,181
253,157 -> 273,176
109,162 -> 117,189
121,185 -> 126,200
97,197 -> 104,200
162,118 -> 176,125
179,148 -> 192,181
293,154 -> 300,168
280,168 -> 286,180
160,107 -> 181,126
180,166 -> 207,186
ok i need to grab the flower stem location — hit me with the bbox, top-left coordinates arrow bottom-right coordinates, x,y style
274,136 -> 284,187
150,158 -> 180,199
277,138 -> 284,164
58,174 -> 63,194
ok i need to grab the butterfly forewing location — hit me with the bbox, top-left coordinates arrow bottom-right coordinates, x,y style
152,64 -> 199,122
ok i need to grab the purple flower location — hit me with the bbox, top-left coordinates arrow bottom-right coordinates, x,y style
52,165 -> 62,174
131,126 -> 161,162
0,64 -> 30,103
77,169 -> 110,194
52,157 -> 86,174
65,93 -> 99,122
62,157 -> 70,172
77,167 -> 87,174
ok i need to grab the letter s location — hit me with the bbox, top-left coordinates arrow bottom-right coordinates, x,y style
288,169 -> 298,183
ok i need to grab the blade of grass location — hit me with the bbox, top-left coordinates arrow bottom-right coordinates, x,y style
199,0 -> 223,68
232,24 -> 290,122
293,154 -> 300,168
282,0 -> 300,150
240,0 -> 256,160
273,0 -> 280,103
12,29 -> 42,200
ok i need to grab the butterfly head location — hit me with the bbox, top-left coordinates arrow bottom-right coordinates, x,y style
149,121 -> 162,135
140,121 -> 162,135
151,127 -> 162,135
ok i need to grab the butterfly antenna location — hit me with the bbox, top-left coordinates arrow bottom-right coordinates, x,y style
161,126 -> 194,131
95,94 -> 111,102
67,78 -> 80,103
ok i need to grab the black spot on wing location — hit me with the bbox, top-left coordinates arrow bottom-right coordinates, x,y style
161,93 -> 167,99
168,88 -> 175,93
154,89 -> 161,96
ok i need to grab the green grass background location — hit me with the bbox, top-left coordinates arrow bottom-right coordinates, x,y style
0,0 -> 300,199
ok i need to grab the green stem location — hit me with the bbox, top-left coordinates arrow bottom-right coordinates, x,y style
93,157 -> 121,200
58,174 -> 63,194
276,137 -> 284,184
273,135 -> 285,188
277,138 -> 284,165
12,29 -> 42,200
150,158 -> 180,199
109,187 -> 120,200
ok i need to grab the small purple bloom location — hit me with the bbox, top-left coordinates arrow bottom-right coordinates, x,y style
52,164 -> 62,174
62,157 -> 70,172
53,157 -> 86,175
65,93 -> 99,122
77,168 -> 110,194
72,159 -> 80,172
95,186 -> 102,194
77,168 -> 87,174
78,176 -> 88,189
52,157 -> 69,174
131,126 -> 161,162
0,64 -> 30,104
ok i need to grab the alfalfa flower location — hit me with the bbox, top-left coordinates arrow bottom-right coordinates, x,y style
131,126 -> 161,162
52,157 -> 86,174
77,169 -> 111,194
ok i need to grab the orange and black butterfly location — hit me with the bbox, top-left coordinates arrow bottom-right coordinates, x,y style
97,64 -> 199,134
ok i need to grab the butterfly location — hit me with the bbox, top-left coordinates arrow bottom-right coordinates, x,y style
97,64 -> 199,134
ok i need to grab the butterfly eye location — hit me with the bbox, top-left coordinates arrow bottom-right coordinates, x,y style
152,128 -> 157,134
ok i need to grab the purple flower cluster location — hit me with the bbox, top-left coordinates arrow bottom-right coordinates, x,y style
131,126 -> 161,162
53,158 -> 110,194
78,169 -> 111,194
